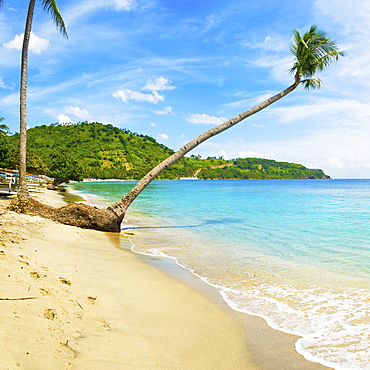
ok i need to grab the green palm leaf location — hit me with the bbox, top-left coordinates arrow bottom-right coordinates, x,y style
289,25 -> 344,89
40,0 -> 68,38
0,123 -> 10,136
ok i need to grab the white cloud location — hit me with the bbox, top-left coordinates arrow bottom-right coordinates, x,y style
238,150 -> 269,158
200,14 -> 223,33
243,34 -> 286,52
252,56 -> 293,84
326,156 -> 345,169
272,98 -> 370,126
314,0 -> 370,35
142,77 -> 175,92
312,1 -> 370,87
0,93 -> 18,106
3,32 -> 49,54
112,89 -> 164,104
225,91 -> 279,109
64,0 -> 137,24
186,113 -> 227,125
150,122 -> 156,127
154,106 -> 173,115
109,0 -> 137,11
0,77 -> 12,90
218,149 -> 228,159
65,106 -> 90,120
158,133 -> 169,141
57,114 -> 73,124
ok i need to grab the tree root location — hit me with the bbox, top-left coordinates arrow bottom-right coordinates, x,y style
9,197 -> 122,232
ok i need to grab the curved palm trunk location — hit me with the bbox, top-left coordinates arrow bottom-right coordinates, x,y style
108,80 -> 301,222
18,0 -> 36,198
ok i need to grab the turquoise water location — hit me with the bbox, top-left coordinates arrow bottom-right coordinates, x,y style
70,179 -> 370,370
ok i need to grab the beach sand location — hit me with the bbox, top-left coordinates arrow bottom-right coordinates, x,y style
0,189 -> 331,369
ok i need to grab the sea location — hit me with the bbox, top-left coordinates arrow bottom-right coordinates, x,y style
69,179 -> 370,370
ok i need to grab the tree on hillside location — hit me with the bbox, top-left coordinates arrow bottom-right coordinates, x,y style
47,150 -> 85,186
0,1 -> 67,197
5,148 -> 48,175
0,118 -> 10,166
16,26 -> 344,232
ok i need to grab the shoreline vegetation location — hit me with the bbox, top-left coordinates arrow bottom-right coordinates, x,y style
0,188 -> 331,369
1,122 -> 330,182
1,121 -> 331,233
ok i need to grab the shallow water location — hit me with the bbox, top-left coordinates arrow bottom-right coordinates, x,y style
70,179 -> 370,370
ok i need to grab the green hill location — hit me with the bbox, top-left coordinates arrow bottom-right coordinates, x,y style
1,122 -> 330,180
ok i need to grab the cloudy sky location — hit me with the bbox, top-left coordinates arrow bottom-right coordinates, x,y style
0,0 -> 369,178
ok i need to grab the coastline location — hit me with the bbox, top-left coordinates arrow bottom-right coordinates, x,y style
133,241 -> 332,370
0,189 -> 331,369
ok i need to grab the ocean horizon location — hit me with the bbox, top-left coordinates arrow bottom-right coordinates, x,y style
70,178 -> 370,370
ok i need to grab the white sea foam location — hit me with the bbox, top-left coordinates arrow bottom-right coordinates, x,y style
218,284 -> 370,369
68,188 -> 110,207
69,179 -> 370,370
128,229 -> 370,370
111,239 -> 370,369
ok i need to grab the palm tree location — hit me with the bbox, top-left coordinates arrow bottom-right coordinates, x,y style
0,117 -> 10,136
5,1 -> 67,197
106,26 -> 344,224
20,25 -> 344,232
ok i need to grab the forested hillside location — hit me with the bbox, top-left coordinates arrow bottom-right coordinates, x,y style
197,158 -> 330,180
1,122 -> 329,180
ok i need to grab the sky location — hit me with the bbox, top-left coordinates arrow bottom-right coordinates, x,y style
0,0 -> 369,178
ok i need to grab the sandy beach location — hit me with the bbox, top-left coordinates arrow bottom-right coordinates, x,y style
0,189 -> 331,369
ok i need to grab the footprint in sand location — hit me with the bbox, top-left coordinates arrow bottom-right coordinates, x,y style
87,296 -> 97,304
39,288 -> 50,296
30,271 -> 47,279
59,341 -> 77,359
44,308 -> 57,320
59,277 -> 71,285
95,319 -> 111,331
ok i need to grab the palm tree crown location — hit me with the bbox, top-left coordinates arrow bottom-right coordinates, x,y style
289,25 -> 345,89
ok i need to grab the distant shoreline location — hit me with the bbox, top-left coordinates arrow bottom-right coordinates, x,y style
75,176 -> 331,183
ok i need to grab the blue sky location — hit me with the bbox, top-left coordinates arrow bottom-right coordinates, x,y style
0,0 -> 368,178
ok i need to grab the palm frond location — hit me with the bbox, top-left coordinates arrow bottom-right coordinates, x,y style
289,25 -> 344,88
0,123 -> 10,135
302,78 -> 322,90
40,0 -> 68,38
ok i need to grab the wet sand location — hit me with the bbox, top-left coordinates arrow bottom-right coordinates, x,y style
0,189 -> 331,369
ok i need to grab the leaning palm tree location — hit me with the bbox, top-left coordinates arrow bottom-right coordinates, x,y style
106,26 -> 344,225
19,25 -> 344,232
5,0 -> 67,197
